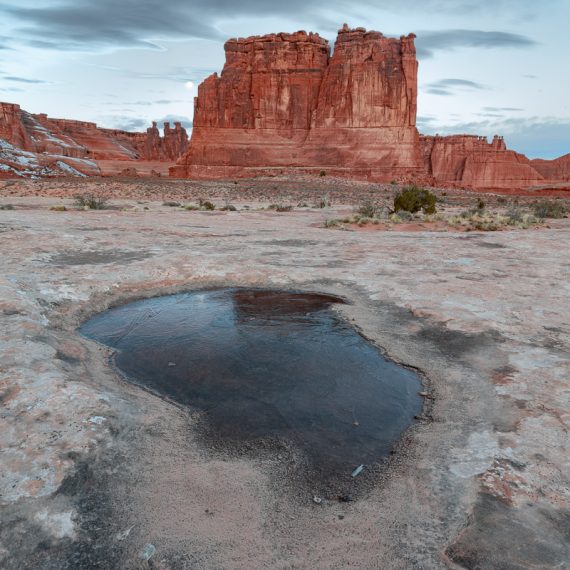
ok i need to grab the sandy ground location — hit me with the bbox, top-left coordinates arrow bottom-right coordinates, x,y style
0,183 -> 569,569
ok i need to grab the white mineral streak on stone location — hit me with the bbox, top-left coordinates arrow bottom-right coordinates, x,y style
450,431 -> 499,478
34,509 -> 77,540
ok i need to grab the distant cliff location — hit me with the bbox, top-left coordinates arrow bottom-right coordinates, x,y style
0,102 -> 188,178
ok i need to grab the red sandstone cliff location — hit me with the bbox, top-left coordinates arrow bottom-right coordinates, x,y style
0,102 -> 188,178
420,135 -> 544,190
531,154 -> 570,182
172,26 -> 424,180
172,25 -> 562,191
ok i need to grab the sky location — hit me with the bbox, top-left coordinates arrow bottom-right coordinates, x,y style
0,0 -> 568,159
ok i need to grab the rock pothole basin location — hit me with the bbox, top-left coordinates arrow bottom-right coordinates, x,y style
80,289 -> 423,491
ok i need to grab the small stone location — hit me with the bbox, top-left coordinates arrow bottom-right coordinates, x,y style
139,543 -> 156,561
167,362 -> 177,367
313,496 -> 323,505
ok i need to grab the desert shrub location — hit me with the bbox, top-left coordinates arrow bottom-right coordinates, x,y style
357,202 -> 377,218
74,193 -> 107,210
477,198 -> 486,211
356,202 -> 390,220
533,200 -> 567,219
184,204 -> 199,211
220,204 -> 237,211
319,170 -> 327,177
199,199 -> 215,211
317,194 -> 331,208
269,204 -> 293,212
163,201 -> 181,207
49,205 -> 67,211
394,186 -> 437,214
0,204 -> 14,210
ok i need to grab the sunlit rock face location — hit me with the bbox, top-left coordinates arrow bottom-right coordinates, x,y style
172,26 -> 425,182
172,24 -> 559,191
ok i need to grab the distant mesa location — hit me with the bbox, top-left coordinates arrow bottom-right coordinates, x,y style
0,102 -> 188,178
171,25 -> 565,192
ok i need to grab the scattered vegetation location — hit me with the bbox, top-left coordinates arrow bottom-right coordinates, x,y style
316,194 -> 331,208
74,193 -> 107,210
394,185 -> 437,214
0,204 -> 14,210
357,202 -> 387,218
268,204 -> 293,212
199,199 -> 216,211
220,204 -> 237,211
184,204 -> 200,211
49,205 -> 67,212
163,201 -> 181,207
532,200 -> 567,219
449,209 -> 539,231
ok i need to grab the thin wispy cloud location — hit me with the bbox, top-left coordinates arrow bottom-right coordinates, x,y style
415,29 -> 537,59
424,78 -> 488,96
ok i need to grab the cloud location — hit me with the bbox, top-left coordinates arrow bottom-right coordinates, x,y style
424,78 -> 488,96
2,76 -> 48,84
2,0 -> 339,51
415,29 -> 537,59
102,116 -> 149,131
154,115 -> 193,129
483,106 -> 524,112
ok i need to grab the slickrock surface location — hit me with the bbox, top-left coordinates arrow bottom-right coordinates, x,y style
0,183 -> 568,569
0,102 -> 188,178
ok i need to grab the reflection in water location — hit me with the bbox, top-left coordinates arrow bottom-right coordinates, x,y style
80,289 -> 422,489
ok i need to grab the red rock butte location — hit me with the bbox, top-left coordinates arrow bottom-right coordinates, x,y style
171,25 -> 563,191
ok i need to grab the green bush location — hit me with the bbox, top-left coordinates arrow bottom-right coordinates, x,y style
533,200 -> 567,219
319,170 -> 327,177
394,186 -> 437,214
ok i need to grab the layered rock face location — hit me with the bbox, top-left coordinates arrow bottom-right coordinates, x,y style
173,25 -> 566,191
0,103 -> 188,178
172,26 -> 424,180
531,154 -> 570,182
420,135 -> 544,190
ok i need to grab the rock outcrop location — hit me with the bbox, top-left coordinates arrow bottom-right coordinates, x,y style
172,25 -> 564,191
531,154 -> 570,182
171,26 -> 424,180
420,135 -> 544,190
0,102 -> 188,178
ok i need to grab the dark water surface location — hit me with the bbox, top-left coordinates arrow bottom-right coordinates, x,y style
80,289 -> 422,488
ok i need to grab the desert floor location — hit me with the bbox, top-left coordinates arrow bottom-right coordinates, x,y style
1,178 -> 569,569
